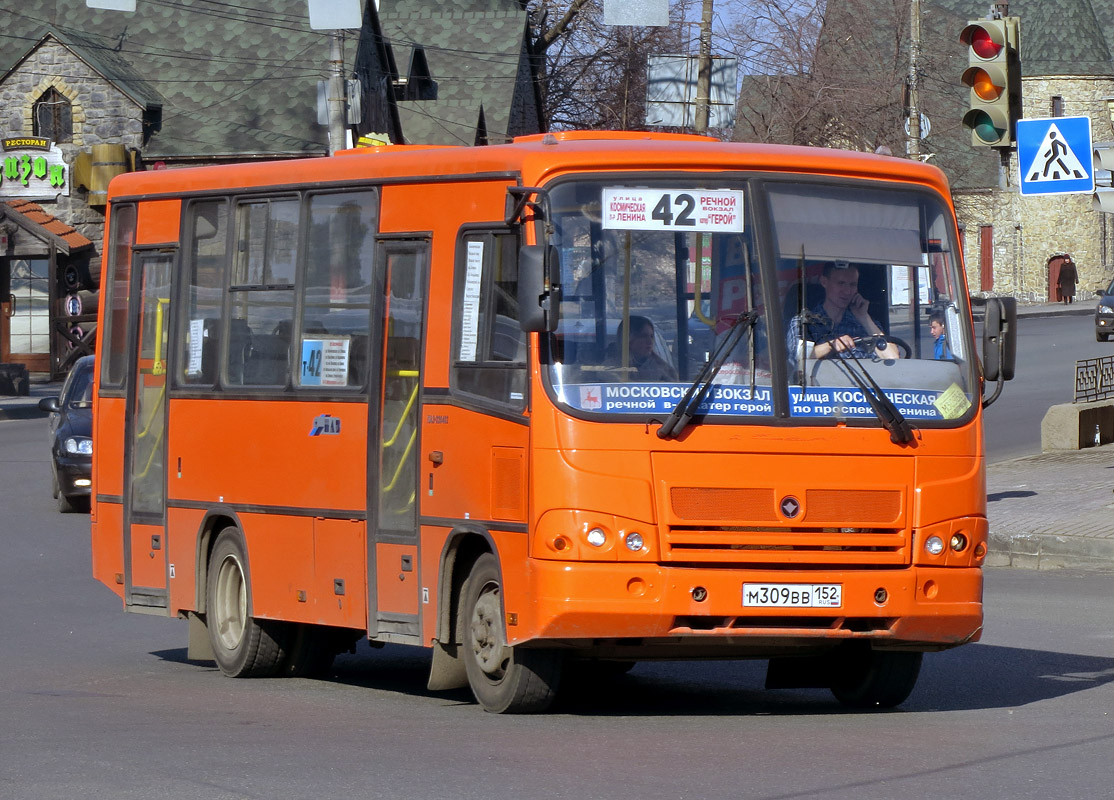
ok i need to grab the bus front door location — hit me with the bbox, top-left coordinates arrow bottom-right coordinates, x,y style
122,252 -> 173,612
369,238 -> 429,641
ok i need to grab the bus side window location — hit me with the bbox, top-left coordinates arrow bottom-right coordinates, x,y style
228,198 -> 298,388
179,200 -> 228,388
451,231 -> 527,410
297,190 -> 377,390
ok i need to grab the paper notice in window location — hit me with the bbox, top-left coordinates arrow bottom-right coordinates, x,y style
933,383 -> 971,420
187,319 -> 205,375
460,241 -> 484,361
301,337 -> 351,387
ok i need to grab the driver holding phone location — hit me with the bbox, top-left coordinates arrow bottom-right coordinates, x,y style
787,261 -> 900,368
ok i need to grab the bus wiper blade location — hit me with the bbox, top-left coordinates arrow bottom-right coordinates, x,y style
657,311 -> 757,440
828,348 -> 915,445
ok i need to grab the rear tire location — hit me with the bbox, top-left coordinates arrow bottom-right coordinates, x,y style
206,527 -> 289,678
830,646 -> 922,709
460,553 -> 561,713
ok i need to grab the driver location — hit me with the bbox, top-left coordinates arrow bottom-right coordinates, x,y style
786,261 -> 899,370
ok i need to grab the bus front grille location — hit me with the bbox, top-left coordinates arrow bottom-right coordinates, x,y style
662,526 -> 909,566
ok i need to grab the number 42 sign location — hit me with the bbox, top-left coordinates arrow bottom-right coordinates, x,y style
602,187 -> 745,233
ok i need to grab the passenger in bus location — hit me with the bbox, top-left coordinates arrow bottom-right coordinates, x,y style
786,261 -> 899,369
929,312 -> 952,360
610,315 -> 677,381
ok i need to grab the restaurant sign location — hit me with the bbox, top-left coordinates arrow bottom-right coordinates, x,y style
1,137 -> 69,197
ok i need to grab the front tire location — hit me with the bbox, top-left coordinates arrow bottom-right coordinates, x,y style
1098,332 -> 1109,342
206,527 -> 289,678
460,553 -> 561,713
830,646 -> 922,709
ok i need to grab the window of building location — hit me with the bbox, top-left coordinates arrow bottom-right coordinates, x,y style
1051,96 -> 1064,117
33,88 -> 73,143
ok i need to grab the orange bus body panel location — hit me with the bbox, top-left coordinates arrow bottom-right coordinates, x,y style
135,199 -> 181,245
166,399 -> 367,513
91,501 -> 125,600
92,134 -> 984,688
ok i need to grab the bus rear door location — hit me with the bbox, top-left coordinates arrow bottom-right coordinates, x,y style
123,250 -> 174,612
369,237 -> 429,641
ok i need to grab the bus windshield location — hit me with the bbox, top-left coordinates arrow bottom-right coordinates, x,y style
542,176 -> 976,428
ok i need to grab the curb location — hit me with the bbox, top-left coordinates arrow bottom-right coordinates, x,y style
987,530 -> 1114,572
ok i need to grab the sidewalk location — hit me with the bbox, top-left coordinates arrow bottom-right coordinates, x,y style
0,375 -> 65,421
987,446 -> 1114,570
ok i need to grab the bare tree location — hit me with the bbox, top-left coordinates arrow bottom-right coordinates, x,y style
528,0 -> 692,130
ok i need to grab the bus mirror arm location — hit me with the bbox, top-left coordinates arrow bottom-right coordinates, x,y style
518,244 -> 561,333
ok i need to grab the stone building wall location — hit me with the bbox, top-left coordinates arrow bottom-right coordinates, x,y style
0,39 -> 146,252
954,75 -> 1114,303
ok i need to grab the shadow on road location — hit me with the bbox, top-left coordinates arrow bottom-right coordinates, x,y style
152,639 -> 1114,715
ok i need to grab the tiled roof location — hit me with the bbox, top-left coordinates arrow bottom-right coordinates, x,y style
378,0 -> 533,144
0,0 -> 533,156
0,1 -> 352,157
1,199 -> 93,252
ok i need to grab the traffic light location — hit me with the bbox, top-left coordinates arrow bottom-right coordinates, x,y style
960,17 -> 1021,147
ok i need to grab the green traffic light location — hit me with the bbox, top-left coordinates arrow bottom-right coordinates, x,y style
970,111 -> 1005,144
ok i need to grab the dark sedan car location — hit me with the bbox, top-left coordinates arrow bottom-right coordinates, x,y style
1097,277 -> 1114,341
39,355 -> 94,512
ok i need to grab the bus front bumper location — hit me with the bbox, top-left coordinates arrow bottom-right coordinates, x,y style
512,562 -> 982,652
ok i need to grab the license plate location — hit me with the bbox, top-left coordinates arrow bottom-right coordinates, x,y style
742,583 -> 842,608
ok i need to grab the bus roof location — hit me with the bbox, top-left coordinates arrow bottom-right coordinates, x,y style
107,131 -> 953,201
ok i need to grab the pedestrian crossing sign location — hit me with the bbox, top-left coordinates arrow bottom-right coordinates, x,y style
1017,116 -> 1094,196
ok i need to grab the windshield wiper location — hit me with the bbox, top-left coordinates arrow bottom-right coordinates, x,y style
821,342 -> 915,445
657,311 -> 758,440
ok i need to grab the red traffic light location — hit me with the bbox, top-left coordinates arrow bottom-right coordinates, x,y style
960,23 -> 1005,60
970,28 -> 1001,58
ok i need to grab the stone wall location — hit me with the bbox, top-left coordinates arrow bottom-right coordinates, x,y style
0,39 -> 146,252
954,75 -> 1114,303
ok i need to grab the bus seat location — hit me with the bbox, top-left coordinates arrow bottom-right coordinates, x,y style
226,318 -> 251,384
243,334 -> 289,385
784,282 -> 823,331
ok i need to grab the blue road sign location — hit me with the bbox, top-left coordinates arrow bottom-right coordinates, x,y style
1017,116 -> 1094,196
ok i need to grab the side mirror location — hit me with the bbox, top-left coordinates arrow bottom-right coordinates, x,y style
517,244 -> 560,333
982,296 -> 1017,382
38,397 -> 60,413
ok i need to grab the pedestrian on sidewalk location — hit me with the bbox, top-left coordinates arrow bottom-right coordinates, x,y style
1058,257 -> 1078,304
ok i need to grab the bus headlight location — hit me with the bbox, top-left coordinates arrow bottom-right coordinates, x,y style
924,535 -> 945,556
624,532 -> 645,552
586,527 -> 607,547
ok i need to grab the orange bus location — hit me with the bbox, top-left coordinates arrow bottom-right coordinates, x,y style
90,131 -> 1016,713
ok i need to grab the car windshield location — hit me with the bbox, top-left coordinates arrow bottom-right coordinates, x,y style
65,363 -> 94,409
541,177 -> 976,428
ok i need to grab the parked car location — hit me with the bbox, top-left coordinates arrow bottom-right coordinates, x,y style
39,356 -> 94,512
1097,278 -> 1114,341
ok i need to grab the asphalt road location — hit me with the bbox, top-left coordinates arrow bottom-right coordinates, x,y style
983,311 -> 1109,462
5,413 -> 1114,799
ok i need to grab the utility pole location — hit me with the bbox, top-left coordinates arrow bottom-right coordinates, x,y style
694,0 -> 713,134
907,0 -> 921,158
326,32 -> 347,155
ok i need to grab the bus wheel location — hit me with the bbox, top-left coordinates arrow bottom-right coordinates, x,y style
830,646 -> 922,709
206,527 -> 288,678
460,553 -> 561,713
